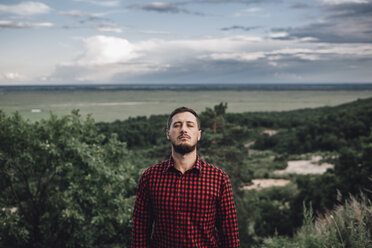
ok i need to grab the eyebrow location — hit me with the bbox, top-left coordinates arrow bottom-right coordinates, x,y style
173,120 -> 196,125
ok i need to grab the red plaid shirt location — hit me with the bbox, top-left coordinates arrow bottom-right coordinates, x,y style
131,155 -> 240,247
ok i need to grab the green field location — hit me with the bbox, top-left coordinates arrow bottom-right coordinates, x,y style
1,90 -> 372,122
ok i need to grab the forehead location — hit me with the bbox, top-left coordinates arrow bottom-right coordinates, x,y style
171,112 -> 198,124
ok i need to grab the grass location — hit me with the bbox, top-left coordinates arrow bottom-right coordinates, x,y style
261,195 -> 372,248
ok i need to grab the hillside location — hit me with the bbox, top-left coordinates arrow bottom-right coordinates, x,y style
1,98 -> 371,247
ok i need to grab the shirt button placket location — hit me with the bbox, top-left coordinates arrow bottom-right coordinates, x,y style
176,173 -> 182,243
178,174 -> 184,245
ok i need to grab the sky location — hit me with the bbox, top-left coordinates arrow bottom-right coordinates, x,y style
0,0 -> 371,85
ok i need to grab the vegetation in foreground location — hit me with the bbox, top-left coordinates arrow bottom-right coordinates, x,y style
1,98 -> 372,247
262,196 -> 372,248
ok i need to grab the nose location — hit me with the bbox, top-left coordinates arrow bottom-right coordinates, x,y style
180,124 -> 188,133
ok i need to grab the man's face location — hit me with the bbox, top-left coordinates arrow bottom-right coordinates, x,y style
166,111 -> 201,155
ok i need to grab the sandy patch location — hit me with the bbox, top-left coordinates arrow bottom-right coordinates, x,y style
243,179 -> 291,190
274,156 -> 334,175
244,141 -> 255,148
2,207 -> 17,213
261,129 -> 278,136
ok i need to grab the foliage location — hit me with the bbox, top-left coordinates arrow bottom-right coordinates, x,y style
96,114 -> 168,148
0,110 -> 137,248
2,97 -> 372,248
261,195 -> 372,248
290,140 -> 372,230
251,98 -> 372,154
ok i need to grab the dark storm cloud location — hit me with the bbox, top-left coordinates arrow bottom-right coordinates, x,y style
129,2 -> 205,16
191,0 -> 278,4
109,50 -> 372,84
291,3 -> 314,9
221,25 -> 260,31
129,0 -> 278,15
271,27 -> 290,32
276,2 -> 372,43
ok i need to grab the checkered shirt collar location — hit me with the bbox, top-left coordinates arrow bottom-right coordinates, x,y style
163,154 -> 202,174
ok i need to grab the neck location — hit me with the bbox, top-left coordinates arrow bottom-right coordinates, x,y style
171,149 -> 197,174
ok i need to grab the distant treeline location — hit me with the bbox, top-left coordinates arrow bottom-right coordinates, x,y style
2,83 -> 372,92
97,98 -> 372,153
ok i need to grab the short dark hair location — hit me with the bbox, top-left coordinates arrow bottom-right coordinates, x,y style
167,107 -> 200,130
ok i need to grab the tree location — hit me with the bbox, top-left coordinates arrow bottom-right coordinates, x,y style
0,111 -> 137,248
200,102 -> 228,134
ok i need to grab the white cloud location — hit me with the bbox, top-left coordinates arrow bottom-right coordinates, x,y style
134,29 -> 171,35
73,0 -> 120,7
199,52 -> 266,62
320,0 -> 367,4
96,26 -> 123,33
269,32 -> 289,39
59,10 -> 104,19
1,72 -> 24,81
234,7 -> 270,18
52,35 -> 372,83
0,2 -> 51,16
74,35 -> 138,66
0,20 -> 53,29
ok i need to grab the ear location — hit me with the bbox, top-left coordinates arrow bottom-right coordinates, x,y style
166,129 -> 170,140
197,129 -> 201,141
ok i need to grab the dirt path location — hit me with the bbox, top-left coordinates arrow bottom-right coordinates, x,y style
274,156 -> 334,175
243,179 -> 291,190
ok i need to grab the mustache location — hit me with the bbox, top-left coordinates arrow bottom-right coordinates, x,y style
178,134 -> 191,139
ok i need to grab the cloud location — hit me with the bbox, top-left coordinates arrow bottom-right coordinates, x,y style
276,2 -> 372,43
0,20 -> 53,29
96,26 -> 123,33
221,25 -> 260,31
60,10 -> 102,19
191,0 -> 276,4
0,72 -> 24,81
269,32 -> 289,39
129,2 -> 205,15
291,3 -> 314,8
59,10 -> 112,24
199,52 -> 266,62
73,0 -> 120,7
75,35 -> 138,65
233,7 -> 271,18
129,0 -> 277,17
0,1 -> 51,16
320,0 -> 367,4
133,29 -> 171,35
51,34 -> 372,83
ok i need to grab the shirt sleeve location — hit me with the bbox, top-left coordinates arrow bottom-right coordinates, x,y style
131,171 -> 153,248
216,174 -> 240,247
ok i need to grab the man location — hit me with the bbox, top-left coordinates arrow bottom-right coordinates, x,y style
131,107 -> 240,247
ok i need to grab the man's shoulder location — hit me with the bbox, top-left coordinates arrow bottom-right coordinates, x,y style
200,159 -> 229,178
142,159 -> 169,177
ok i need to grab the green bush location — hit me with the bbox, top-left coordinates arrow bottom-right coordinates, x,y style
262,196 -> 372,248
0,111 -> 136,248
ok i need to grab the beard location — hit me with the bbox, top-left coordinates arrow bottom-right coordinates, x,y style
172,143 -> 196,155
